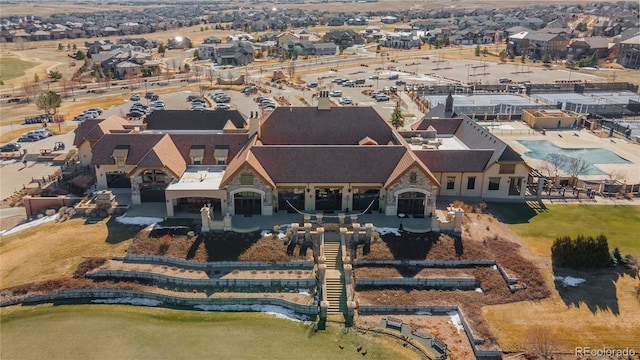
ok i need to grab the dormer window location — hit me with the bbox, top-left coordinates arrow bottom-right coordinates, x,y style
189,145 -> 205,165
214,145 -> 229,165
112,145 -> 129,168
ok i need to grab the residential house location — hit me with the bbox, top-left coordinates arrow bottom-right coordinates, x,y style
167,36 -> 191,49
322,29 -> 364,47
525,32 -> 569,59
617,35 -> 640,69
198,41 -> 254,66
567,36 -> 609,60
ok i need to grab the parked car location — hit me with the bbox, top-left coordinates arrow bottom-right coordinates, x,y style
376,94 -> 390,102
214,95 -> 231,103
339,97 -> 353,105
0,143 -> 20,152
18,134 -> 41,142
73,114 -> 90,121
307,82 -> 318,88
130,93 -> 141,101
83,110 -> 100,118
388,74 -> 399,80
87,107 -> 103,114
395,80 -> 406,86
28,129 -> 52,138
216,103 -> 231,110
355,79 -> 366,85
369,74 -> 379,79
145,91 -> 156,99
499,77 -> 512,83
329,90 -> 342,97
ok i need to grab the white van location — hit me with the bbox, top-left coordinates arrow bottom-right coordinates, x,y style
28,129 -> 52,138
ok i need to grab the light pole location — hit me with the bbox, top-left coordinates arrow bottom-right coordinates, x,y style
465,64 -> 472,85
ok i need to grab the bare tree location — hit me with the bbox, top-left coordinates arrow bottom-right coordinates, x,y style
527,326 -> 558,360
540,153 -> 566,188
566,156 -> 590,186
206,68 -> 216,86
287,60 -> 296,80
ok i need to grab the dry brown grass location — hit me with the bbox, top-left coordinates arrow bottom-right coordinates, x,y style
238,235 -> 311,262
128,229 -> 207,262
0,217 -> 138,289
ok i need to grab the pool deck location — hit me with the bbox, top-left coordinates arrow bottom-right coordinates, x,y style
496,122 -> 640,184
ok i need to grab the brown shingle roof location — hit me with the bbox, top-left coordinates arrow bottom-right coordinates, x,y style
220,135 -> 275,188
168,133 -> 248,165
259,107 -> 397,145
73,115 -> 128,146
411,117 -> 463,133
414,150 -> 493,172
90,133 -> 186,178
384,149 -> 440,188
251,145 -> 407,184
144,110 -> 246,131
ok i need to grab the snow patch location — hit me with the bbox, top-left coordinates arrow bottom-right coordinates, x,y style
298,288 -> 310,296
415,311 -> 432,315
0,159 -> 17,165
194,304 -> 310,322
92,297 -> 162,306
448,311 -> 464,333
554,276 -> 586,287
115,215 -> 164,226
492,265 -> 498,270
475,288 -> 483,293
261,229 -> 287,239
372,226 -> 401,236
0,213 -> 60,236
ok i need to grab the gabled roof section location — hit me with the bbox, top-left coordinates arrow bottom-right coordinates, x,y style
251,145 -> 406,184
358,136 -> 378,145
73,115 -> 129,146
453,118 -> 524,166
134,134 -> 186,178
144,110 -> 246,131
384,149 -> 440,188
411,117 -> 463,133
414,150 -> 493,172
259,107 -> 396,145
220,135 -> 275,188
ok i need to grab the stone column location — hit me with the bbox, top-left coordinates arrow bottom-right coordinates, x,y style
353,223 -> 360,245
130,175 -> 142,205
350,214 -> 358,223
316,213 -> 323,225
291,223 -> 299,244
338,213 -> 345,224
345,301 -> 357,327
200,206 -> 211,232
223,214 -> 232,231
318,301 -> 329,330
303,214 -> 311,224
453,208 -> 464,233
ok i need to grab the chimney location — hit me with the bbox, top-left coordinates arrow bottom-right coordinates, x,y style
317,90 -> 331,111
445,92 -> 454,115
249,113 -> 259,137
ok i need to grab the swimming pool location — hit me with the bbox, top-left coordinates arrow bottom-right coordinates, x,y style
518,140 -> 631,175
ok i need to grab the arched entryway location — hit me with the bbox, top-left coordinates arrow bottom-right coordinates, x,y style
106,172 -> 131,188
233,191 -> 262,216
140,169 -> 169,202
397,191 -> 426,216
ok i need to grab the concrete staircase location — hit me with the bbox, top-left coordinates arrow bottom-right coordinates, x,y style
323,237 -> 345,316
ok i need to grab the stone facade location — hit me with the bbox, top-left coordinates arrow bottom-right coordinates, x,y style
385,165 -> 438,216
225,165 -> 274,215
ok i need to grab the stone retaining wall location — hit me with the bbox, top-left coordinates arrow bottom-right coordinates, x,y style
357,305 -> 502,360
3,288 -> 318,315
355,277 -> 477,289
88,270 -> 315,290
124,254 -> 314,270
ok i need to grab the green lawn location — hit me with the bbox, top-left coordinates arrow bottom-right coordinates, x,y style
488,203 -> 640,256
1,305 -> 417,360
0,55 -> 38,82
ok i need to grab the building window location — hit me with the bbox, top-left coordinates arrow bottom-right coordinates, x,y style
216,157 -> 226,165
488,177 -> 500,191
192,157 -> 202,165
115,157 -> 125,168
446,177 -> 455,190
467,177 -> 476,190
240,173 -> 253,185
499,164 -> 516,174
409,172 -> 417,184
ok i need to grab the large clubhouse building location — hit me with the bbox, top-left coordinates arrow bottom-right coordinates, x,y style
74,94 -> 529,219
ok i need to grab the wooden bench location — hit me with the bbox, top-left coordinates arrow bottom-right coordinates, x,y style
385,316 -> 403,329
